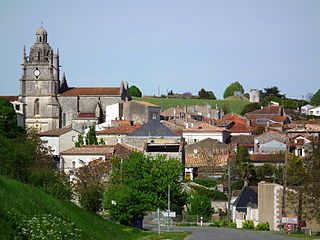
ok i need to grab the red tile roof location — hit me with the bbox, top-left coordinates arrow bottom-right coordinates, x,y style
60,145 -> 115,155
246,106 -> 283,116
0,96 -> 19,102
39,126 -> 77,136
216,115 -> 254,133
77,113 -> 96,118
60,87 -> 121,96
96,124 -> 140,135
132,100 -> 159,107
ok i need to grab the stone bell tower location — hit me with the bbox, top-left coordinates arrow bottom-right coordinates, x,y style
19,26 -> 61,132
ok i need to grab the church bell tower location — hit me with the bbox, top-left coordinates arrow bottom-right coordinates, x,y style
19,26 -> 61,132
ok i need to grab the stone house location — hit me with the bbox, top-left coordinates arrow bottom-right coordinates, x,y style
122,101 -> 160,125
123,119 -> 184,162
183,122 -> 229,145
184,138 -> 229,180
254,130 -> 289,154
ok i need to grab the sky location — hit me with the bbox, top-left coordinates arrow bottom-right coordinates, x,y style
0,0 -> 319,99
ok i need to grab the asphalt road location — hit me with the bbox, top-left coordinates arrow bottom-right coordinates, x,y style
145,224 -> 308,240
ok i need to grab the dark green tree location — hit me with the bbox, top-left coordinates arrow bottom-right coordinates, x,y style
128,85 -> 142,97
0,98 -> 22,138
311,89 -> 320,106
187,195 -> 213,219
103,153 -> 186,226
198,88 -> 216,99
85,125 -> 98,145
241,103 -> 261,115
223,82 -> 244,99
260,86 -> 285,98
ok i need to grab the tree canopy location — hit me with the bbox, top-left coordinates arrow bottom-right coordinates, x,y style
311,89 -> 320,106
260,86 -> 285,99
198,88 -> 216,99
0,98 -> 21,138
223,82 -> 244,99
128,85 -> 142,97
103,152 -> 186,226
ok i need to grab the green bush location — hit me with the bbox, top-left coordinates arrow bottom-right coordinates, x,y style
209,221 -> 220,227
193,179 -> 217,188
78,184 -> 104,212
228,222 -> 237,228
219,219 -> 229,228
190,185 -> 228,201
242,220 -> 255,229
255,222 -> 269,231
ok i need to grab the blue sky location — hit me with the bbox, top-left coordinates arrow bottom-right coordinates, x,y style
0,0 -> 319,99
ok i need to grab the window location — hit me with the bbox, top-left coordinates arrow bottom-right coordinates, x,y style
316,111 -> 320,115
193,139 -> 197,143
34,99 -> 40,115
15,105 -> 20,111
72,161 -> 76,169
193,149 -> 198,154
152,113 -> 157,120
62,113 -> 66,127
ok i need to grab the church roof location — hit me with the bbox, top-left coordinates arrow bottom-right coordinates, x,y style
59,87 -> 121,96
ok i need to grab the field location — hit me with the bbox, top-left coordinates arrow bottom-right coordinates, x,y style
0,175 -> 189,240
134,97 -> 249,115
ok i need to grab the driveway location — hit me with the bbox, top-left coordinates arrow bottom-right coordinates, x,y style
144,224 -> 306,240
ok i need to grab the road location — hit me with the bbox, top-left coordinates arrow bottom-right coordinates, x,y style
144,224 -> 307,240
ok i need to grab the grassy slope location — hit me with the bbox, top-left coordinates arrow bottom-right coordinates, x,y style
134,97 -> 249,115
0,175 -> 148,240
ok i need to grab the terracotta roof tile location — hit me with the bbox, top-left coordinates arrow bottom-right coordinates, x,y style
40,126 -> 77,136
0,96 -> 19,102
246,105 -> 283,116
230,135 -> 254,146
77,113 -> 96,118
132,100 -> 159,107
61,145 -> 115,155
60,87 -> 121,96
96,124 -> 140,135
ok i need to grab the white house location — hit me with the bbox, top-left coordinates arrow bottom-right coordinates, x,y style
39,126 -> 80,167
308,106 -> 320,116
183,122 -> 229,145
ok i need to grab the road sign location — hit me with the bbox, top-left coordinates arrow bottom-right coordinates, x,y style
284,223 -> 294,233
161,211 -> 176,218
281,217 -> 298,224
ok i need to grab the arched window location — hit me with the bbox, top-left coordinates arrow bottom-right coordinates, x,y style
34,99 -> 40,115
62,113 -> 66,127
39,36 -> 42,42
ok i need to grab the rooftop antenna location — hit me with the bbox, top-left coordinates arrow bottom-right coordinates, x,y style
41,19 -> 44,28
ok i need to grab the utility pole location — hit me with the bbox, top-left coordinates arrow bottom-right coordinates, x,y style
227,143 -> 232,221
167,184 -> 170,231
282,138 -> 290,218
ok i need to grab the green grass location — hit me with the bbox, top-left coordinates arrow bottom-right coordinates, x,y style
0,175 -> 154,240
271,232 -> 320,239
141,232 -> 191,239
134,97 -> 249,115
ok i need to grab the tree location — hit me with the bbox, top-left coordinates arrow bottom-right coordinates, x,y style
260,86 -> 285,99
223,82 -> 244,99
85,126 -> 98,145
198,88 -> 216,99
241,103 -> 261,115
103,153 -> 186,226
75,161 -> 111,212
311,89 -> 320,106
187,195 -> 213,219
0,98 -> 22,138
234,146 -> 254,183
128,85 -> 142,97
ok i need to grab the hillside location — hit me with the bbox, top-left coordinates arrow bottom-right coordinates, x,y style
0,175 -> 147,240
133,97 -> 249,115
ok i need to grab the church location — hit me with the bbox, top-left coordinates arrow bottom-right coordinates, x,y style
18,26 -> 131,132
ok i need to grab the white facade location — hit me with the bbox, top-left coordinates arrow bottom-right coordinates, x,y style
183,131 -> 229,145
40,129 -> 79,155
105,103 -> 121,125
61,154 -> 106,173
308,106 -> 320,116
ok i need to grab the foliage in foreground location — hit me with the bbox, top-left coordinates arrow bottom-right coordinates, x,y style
103,153 -> 187,226
0,175 -> 147,240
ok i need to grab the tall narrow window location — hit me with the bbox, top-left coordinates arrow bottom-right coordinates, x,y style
62,113 -> 66,127
39,36 -> 42,42
34,99 -> 40,115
